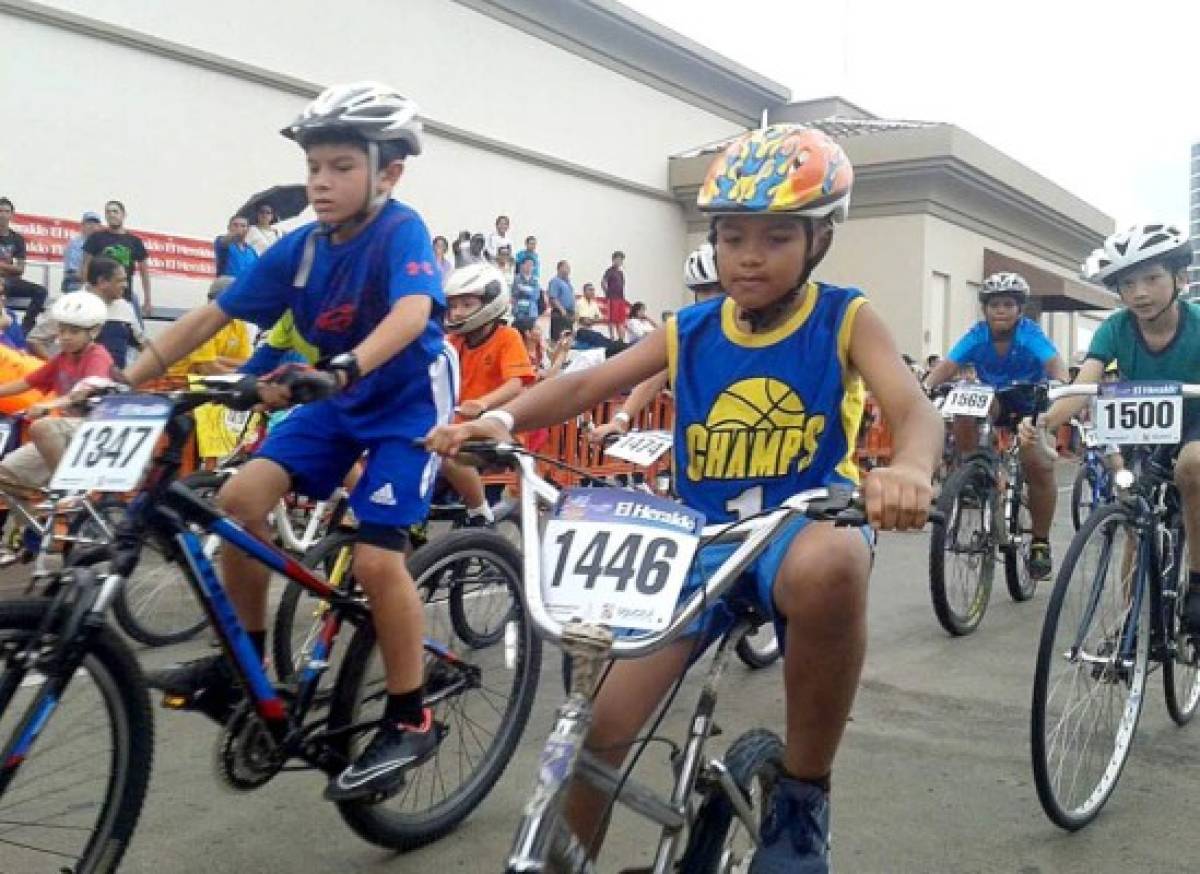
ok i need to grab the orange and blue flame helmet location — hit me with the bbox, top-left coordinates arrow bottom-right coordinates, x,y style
697,125 -> 853,222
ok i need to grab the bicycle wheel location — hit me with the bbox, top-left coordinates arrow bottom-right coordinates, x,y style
326,529 -> 541,850
1003,462 -> 1037,602
272,530 -> 357,691
1071,465 -> 1097,532
929,463 -> 995,635
678,728 -> 784,873
735,625 -> 781,670
1031,503 -> 1149,830
76,494 -> 210,647
1161,523 -> 1200,725
0,599 -> 153,872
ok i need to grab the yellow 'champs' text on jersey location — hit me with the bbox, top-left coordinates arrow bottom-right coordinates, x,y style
666,282 -> 866,524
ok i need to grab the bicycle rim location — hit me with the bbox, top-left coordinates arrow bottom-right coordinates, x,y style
1031,505 -> 1148,830
1162,524 -> 1200,724
329,530 -> 541,850
929,465 -> 994,635
0,601 -> 152,872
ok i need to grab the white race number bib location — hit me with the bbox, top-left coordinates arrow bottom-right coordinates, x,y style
50,395 -> 172,492
942,384 -> 995,418
604,430 -> 673,467
541,487 -> 703,631
1093,382 -> 1182,445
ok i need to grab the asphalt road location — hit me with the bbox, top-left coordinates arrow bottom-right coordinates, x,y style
4,464 -> 1198,874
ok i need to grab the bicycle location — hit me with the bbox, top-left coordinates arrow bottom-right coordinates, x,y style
1069,420 -> 1115,531
441,441 -> 882,873
928,381 -> 1047,635
1031,381 -> 1200,830
0,377 -> 541,872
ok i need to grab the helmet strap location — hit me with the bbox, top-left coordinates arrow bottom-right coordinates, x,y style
464,319 -> 500,348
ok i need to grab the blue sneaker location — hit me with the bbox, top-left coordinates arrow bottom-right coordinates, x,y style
750,773 -> 831,873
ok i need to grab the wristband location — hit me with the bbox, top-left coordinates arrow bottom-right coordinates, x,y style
613,410 -> 632,431
481,409 -> 515,432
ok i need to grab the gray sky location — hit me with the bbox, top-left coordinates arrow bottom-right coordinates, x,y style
625,0 -> 1199,228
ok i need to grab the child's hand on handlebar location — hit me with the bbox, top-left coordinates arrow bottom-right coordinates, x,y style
425,417 -> 510,457
587,420 -> 624,445
861,462 -> 932,531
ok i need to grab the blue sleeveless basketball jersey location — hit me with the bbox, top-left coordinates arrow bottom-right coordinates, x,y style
667,282 -> 866,524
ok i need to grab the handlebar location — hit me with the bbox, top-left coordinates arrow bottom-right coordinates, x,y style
1049,383 -> 1200,401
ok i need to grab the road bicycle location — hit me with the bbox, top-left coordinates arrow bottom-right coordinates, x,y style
928,381 -> 1048,635
1031,381 -> 1200,830
0,377 -> 541,872
1069,420 -> 1116,531
439,441 -> 883,873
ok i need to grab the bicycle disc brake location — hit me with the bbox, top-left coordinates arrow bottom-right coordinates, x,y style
214,700 -> 285,791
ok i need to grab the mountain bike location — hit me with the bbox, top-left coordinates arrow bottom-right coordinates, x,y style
439,442 -> 890,873
928,381 -> 1048,635
1032,381 -> 1200,830
0,377 -> 541,872
1069,421 -> 1116,530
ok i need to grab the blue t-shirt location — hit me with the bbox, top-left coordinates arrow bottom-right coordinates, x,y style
947,317 -> 1057,388
0,309 -> 26,351
512,274 -> 540,321
214,238 -> 259,278
547,276 -> 575,314
217,200 -> 445,435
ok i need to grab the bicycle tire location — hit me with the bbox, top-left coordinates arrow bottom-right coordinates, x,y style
1031,503 -> 1149,830
1070,465 -> 1095,532
81,488 -> 210,647
929,463 -> 994,636
1003,462 -> 1037,602
326,529 -> 541,850
678,728 -> 784,873
0,599 -> 153,873
1161,522 -> 1200,725
734,626 -> 781,670
271,530 -> 357,691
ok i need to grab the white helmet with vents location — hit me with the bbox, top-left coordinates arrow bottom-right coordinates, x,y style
444,264 -> 510,334
281,81 -> 423,157
1083,223 -> 1193,288
51,292 -> 107,329
683,243 -> 719,291
978,272 -> 1030,304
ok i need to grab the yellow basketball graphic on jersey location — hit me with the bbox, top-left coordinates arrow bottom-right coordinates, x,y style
685,377 -> 825,481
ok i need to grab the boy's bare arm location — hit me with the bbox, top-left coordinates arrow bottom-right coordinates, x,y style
123,302 -> 230,385
500,329 -> 668,432
351,295 -> 432,376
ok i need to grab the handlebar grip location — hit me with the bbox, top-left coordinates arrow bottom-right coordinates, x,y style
274,368 -> 338,405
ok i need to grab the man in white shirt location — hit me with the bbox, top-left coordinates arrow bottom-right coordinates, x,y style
485,214 -> 512,259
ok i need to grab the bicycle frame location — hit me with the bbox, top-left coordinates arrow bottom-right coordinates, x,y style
493,446 -> 852,873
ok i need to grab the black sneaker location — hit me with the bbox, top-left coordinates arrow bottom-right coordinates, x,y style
324,709 -> 442,802
1028,541 -> 1052,581
464,513 -> 492,529
147,655 -> 242,724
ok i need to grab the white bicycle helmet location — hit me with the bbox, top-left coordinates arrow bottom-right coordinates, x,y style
683,243 -> 719,290
281,81 -> 423,158
978,272 -> 1030,304
1083,223 -> 1193,288
51,292 -> 107,329
444,264 -> 510,334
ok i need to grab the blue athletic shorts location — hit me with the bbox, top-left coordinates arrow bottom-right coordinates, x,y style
254,399 -> 438,528
667,515 -> 875,660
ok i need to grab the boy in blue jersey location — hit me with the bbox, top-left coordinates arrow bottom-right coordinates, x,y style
427,125 -> 942,873
924,273 -> 1068,579
116,83 -> 454,802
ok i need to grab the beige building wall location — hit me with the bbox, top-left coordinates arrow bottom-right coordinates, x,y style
2,1 -> 745,315
814,215 -> 927,357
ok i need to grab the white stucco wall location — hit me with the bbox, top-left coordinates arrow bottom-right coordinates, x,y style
0,1 -> 742,315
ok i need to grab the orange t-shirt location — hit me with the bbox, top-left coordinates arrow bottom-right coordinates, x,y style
450,324 -> 536,404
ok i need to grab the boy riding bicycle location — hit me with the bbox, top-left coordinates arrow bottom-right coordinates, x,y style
427,125 -> 942,873
924,273 -> 1068,579
1035,224 -> 1200,630
116,82 -> 454,802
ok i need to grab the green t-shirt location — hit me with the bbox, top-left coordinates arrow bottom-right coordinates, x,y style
1087,300 -> 1200,383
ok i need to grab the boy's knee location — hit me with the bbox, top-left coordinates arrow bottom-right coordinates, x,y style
218,475 -> 280,523
774,540 -> 869,623
1175,444 -> 1200,491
